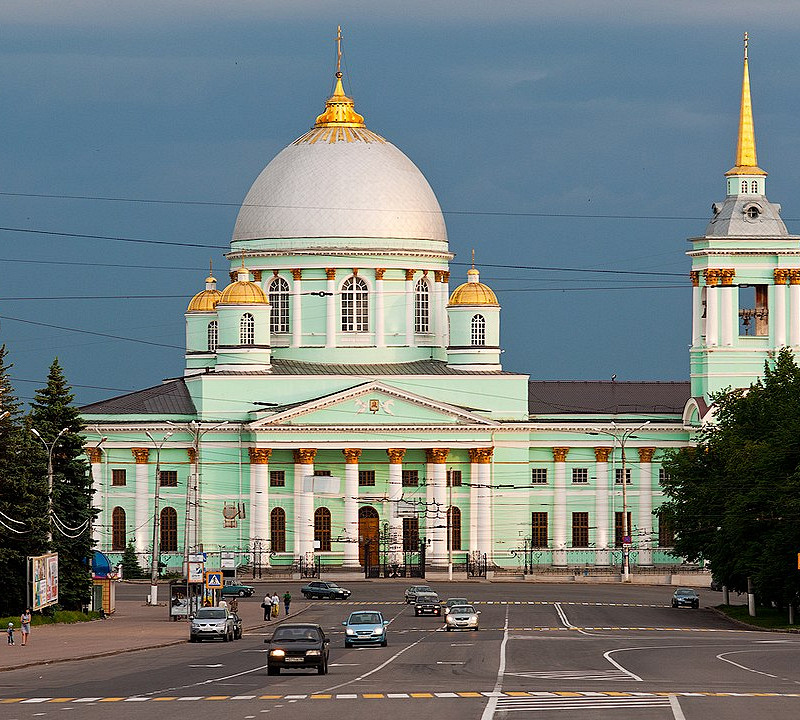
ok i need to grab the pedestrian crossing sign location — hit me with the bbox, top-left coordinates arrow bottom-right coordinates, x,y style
205,571 -> 223,589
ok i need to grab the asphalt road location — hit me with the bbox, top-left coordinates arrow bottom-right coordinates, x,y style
2,582 -> 800,720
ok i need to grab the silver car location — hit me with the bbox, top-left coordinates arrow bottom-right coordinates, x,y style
189,607 -> 235,642
445,604 -> 480,631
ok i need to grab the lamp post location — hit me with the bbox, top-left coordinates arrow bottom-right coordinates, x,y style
589,420 -> 650,582
31,427 -> 69,546
145,430 -> 173,606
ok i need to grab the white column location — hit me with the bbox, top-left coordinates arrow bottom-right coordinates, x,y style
478,457 -> 492,561
387,449 -> 405,563
552,448 -> 568,566
89,451 -> 103,546
291,271 -> 302,348
691,274 -> 702,347
326,269 -> 336,348
720,281 -> 734,346
293,450 -> 315,557
791,277 -> 800,346
426,449 -> 448,565
375,270 -> 385,348
594,448 -> 611,566
132,448 -> 150,554
638,448 -> 654,566
249,448 -> 270,567
469,457 -> 479,552
440,271 -> 450,347
775,276 -> 787,347
706,277 -> 719,347
405,271 -> 415,346
343,449 -> 360,567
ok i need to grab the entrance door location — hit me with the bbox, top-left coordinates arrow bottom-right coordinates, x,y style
358,506 -> 380,566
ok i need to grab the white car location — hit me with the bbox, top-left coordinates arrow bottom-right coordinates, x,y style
445,604 -> 480,631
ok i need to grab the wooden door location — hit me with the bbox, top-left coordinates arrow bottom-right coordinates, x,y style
358,507 -> 380,566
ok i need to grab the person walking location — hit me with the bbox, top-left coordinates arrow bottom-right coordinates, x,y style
270,591 -> 279,619
283,590 -> 292,616
6,622 -> 14,646
262,592 -> 271,621
20,609 -> 31,647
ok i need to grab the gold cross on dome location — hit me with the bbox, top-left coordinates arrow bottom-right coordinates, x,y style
335,25 -> 343,77
744,31 -> 748,60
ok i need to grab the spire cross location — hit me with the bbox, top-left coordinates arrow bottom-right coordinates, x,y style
471,248 -> 475,268
335,25 -> 343,78
209,259 -> 213,275
744,31 -> 748,61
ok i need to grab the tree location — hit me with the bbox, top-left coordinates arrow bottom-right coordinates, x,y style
120,542 -> 147,579
27,358 -> 96,610
660,348 -> 800,608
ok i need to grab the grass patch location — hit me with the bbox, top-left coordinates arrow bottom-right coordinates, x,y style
717,604 -> 798,631
0,610 -> 100,628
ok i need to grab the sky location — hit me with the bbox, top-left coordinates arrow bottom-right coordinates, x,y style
3,1 -> 800,407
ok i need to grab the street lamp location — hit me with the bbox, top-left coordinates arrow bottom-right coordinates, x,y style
145,430 -> 173,606
31,426 -> 69,546
589,420 -> 650,582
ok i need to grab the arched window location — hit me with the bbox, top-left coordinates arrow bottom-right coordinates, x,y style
314,507 -> 332,552
271,507 -> 286,552
471,314 -> 486,346
269,277 -> 290,334
415,278 -> 430,333
111,507 -> 126,551
207,320 -> 218,353
447,506 -> 462,551
741,180 -> 748,193
160,507 -> 178,552
751,180 -> 758,193
341,276 -> 369,332
239,313 -> 255,345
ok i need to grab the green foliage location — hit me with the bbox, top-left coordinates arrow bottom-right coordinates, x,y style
0,610 -> 100,628
660,348 -> 800,606
120,542 -> 147,579
717,604 -> 798,631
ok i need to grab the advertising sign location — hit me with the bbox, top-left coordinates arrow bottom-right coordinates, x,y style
221,551 -> 235,569
31,553 -> 59,610
188,562 -> 204,583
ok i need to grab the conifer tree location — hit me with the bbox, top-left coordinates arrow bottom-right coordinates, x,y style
27,358 -> 96,610
120,541 -> 147,579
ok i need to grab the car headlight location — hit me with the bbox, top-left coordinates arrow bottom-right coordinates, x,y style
306,649 -> 321,656
446,615 -> 455,624
270,649 -> 285,657
346,628 -> 355,635
468,616 -> 478,624
372,626 -> 384,635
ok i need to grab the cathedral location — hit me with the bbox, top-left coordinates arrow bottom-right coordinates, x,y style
82,35 -> 796,576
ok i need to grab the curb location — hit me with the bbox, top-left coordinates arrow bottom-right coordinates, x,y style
707,605 -> 800,634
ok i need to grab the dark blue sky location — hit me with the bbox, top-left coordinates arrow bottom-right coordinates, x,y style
2,2 -> 799,405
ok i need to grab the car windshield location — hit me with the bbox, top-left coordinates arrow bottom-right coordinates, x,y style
195,609 -> 227,619
349,613 -> 381,625
451,606 -> 475,614
273,627 -> 321,642
326,582 -> 340,588
448,598 -> 468,605
676,589 -> 695,596
418,594 -> 438,601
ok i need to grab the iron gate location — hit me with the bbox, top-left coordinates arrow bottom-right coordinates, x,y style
297,553 -> 320,578
466,551 -> 487,578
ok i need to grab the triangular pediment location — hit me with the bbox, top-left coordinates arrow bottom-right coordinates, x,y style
250,381 -> 499,428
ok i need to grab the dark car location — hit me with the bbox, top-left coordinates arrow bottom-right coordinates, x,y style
265,623 -> 330,675
414,591 -> 441,616
221,581 -> 255,597
672,588 -> 700,608
301,580 -> 352,600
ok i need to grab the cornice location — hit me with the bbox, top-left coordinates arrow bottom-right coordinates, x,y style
226,249 -> 455,261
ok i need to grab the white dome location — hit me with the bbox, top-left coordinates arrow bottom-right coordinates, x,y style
232,129 -> 448,250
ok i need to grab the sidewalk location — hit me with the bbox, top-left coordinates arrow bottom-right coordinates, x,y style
0,597 -> 299,673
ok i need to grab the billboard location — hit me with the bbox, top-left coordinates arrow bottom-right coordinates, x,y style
31,553 -> 59,610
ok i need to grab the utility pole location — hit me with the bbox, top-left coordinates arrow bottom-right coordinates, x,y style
31,427 -> 69,546
145,430 -> 172,606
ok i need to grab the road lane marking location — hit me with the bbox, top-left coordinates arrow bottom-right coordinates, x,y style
716,651 -> 782,679
189,664 -> 224,668
669,694 -> 687,720
480,604 -> 510,720
602,647 -> 644,682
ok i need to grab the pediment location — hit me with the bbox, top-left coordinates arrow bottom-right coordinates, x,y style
250,381 -> 499,428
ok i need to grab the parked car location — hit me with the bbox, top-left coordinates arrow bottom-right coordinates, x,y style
442,597 -> 469,614
414,591 -> 441,616
301,580 -> 352,600
231,612 -> 243,640
189,607 -> 236,642
221,581 -> 255,597
445,604 -> 480,631
404,585 -> 434,603
343,610 -> 389,648
672,588 -> 700,609
265,623 -> 330,675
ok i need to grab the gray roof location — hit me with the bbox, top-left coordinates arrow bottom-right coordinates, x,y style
219,359 -> 510,376
528,381 -> 690,416
81,379 -> 196,415
704,194 -> 788,237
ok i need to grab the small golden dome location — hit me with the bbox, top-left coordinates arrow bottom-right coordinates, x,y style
448,266 -> 499,307
187,288 -> 222,312
313,27 -> 365,128
219,280 -> 268,305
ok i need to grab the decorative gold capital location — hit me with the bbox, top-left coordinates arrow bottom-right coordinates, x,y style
434,270 -> 444,283
638,447 -> 656,463
187,447 -> 197,464
293,448 -> 317,465
325,268 -> 337,280
468,448 -> 493,464
720,269 -> 736,286
552,447 -> 569,463
405,269 -> 416,281
594,447 -> 612,462
442,271 -> 450,283
131,448 -> 150,464
352,268 -> 359,276
249,447 -> 272,464
252,270 -> 263,282
704,269 -> 720,286
374,268 -> 386,280
774,268 -> 790,285
386,448 -> 406,464
88,447 -> 103,464
272,269 -> 280,277
426,448 -> 449,464
790,270 -> 800,286
343,448 -> 362,464
291,269 -> 303,281
690,270 -> 700,287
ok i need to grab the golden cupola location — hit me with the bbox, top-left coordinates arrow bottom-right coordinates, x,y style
313,26 -> 365,130
448,266 -> 499,307
218,263 -> 268,305
187,263 -> 223,312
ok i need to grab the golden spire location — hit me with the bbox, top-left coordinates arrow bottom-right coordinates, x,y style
726,32 -> 766,177
206,259 -> 216,284
314,25 -> 366,128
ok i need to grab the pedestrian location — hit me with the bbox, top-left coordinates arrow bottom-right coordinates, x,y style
229,597 -> 239,614
271,591 -> 280,619
262,593 -> 271,621
6,622 -> 14,646
20,609 -> 31,647
283,590 -> 292,615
